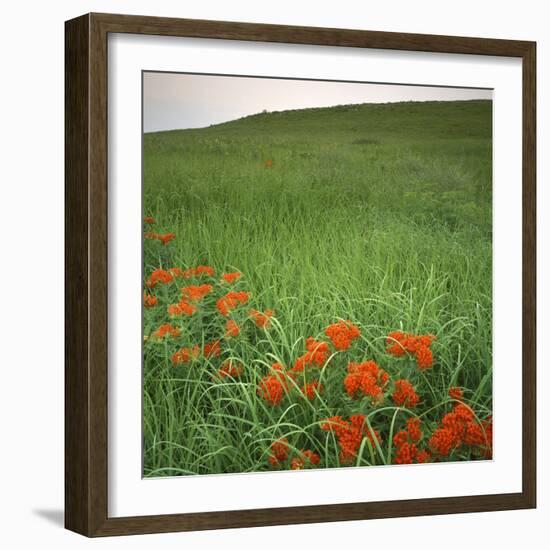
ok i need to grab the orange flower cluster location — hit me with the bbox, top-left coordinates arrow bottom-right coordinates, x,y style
258,363 -> 290,406
144,232 -> 176,245
449,387 -> 463,400
267,438 -> 289,467
386,331 -> 436,370
172,340 -> 222,365
267,438 -> 320,470
171,345 -> 200,365
143,292 -> 157,308
177,265 -> 215,279
204,340 -> 222,358
325,320 -> 360,351
166,267 -> 183,278
168,298 -> 196,317
258,361 -> 325,405
166,281 -> 213,317
143,216 -> 155,224
264,159 -> 273,168
146,268 -> 174,288
429,404 -> 492,457
216,360 -> 243,379
321,414 -> 381,465
392,379 -> 420,408
392,417 -> 430,464
225,319 -> 240,337
181,284 -> 213,302
301,381 -> 323,401
153,323 -> 181,340
222,272 -> 241,284
249,309 -> 274,328
406,417 -> 422,442
290,450 -> 321,470
216,291 -> 250,317
343,360 -> 389,402
291,338 -> 330,373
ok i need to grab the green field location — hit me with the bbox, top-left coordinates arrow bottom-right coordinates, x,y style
142,99 -> 493,476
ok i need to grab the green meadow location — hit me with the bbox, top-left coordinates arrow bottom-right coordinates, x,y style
142,99 -> 493,476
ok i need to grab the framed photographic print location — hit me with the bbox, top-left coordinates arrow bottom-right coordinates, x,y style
65,13 -> 536,537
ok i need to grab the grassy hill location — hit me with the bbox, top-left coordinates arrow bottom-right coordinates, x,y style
142,100 -> 493,476
144,100 -> 491,233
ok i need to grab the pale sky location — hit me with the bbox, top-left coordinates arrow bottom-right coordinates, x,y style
143,72 -> 493,133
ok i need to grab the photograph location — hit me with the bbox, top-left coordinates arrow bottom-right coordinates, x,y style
141,72 -> 494,477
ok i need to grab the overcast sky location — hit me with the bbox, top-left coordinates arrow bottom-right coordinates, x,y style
143,72 -> 493,133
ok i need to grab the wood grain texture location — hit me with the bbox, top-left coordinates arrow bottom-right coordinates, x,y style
92,12 -> 533,56
65,13 -> 91,535
64,12 -> 537,537
521,42 -> 537,508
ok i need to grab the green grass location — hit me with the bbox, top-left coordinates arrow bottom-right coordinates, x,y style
142,99 -> 493,476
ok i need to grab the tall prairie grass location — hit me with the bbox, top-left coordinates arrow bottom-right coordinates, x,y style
142,100 -> 492,476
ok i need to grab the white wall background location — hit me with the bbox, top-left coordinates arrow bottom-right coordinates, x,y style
0,0 -> 546,548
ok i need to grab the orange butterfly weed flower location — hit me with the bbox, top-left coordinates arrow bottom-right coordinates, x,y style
290,450 -> 321,470
343,360 -> 389,402
464,422 -> 486,446
394,442 -> 419,465
386,331 -> 436,369
203,340 -> 222,358
258,365 -> 290,406
144,232 -> 176,245
449,386 -> 463,400
225,319 -> 240,337
321,414 -> 381,465
416,449 -> 431,463
168,299 -> 196,317
325,320 -> 361,351
153,323 -> 181,340
143,216 -> 155,224
181,284 -> 213,302
392,418 -> 426,464
393,429 -> 409,449
249,309 -> 274,328
301,381 -> 323,401
216,360 -> 243,379
301,449 -> 321,466
268,438 -> 289,467
168,267 -> 185,278
291,337 -> 330,372
143,292 -> 157,308
264,159 -> 273,168
146,268 -> 173,288
222,272 -> 241,284
171,345 -> 200,365
428,427 -> 457,456
216,291 -> 250,317
196,265 -> 215,277
415,345 -> 433,369
386,331 -> 407,357
183,265 -> 215,279
428,403 -> 490,457
392,379 -> 420,408
406,417 -> 422,442
271,362 -> 286,373
158,232 -> 176,245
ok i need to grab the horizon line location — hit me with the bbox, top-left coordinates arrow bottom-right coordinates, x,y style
143,97 -> 492,135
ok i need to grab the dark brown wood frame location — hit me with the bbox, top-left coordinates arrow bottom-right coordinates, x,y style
65,12 -> 537,537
